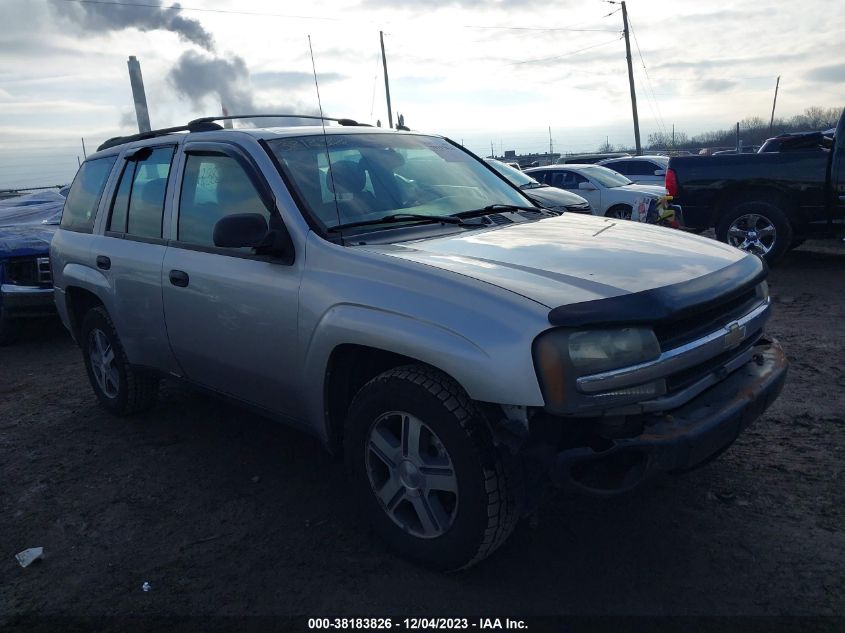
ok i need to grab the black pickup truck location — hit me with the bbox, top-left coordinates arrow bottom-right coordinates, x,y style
666,107 -> 844,262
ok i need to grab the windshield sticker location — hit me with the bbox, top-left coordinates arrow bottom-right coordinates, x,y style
417,138 -> 465,162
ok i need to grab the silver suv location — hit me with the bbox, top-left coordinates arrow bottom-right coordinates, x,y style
50,117 -> 787,570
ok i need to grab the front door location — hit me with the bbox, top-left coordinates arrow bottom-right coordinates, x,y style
161,143 -> 304,419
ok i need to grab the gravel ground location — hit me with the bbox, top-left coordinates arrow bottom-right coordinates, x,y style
1,242 -> 844,622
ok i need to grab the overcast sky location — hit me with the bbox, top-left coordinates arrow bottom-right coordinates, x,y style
1,0 -> 843,188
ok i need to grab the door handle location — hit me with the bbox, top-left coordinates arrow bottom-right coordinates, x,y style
169,270 -> 190,287
96,255 -> 111,270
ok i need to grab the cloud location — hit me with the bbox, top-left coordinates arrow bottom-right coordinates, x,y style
51,0 -> 215,51
699,78 -> 738,93
252,70 -> 346,90
806,63 -> 845,83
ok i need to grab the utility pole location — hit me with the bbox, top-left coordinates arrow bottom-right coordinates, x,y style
672,124 -> 675,149
621,2 -> 641,156
549,126 -> 553,155
736,122 -> 740,152
769,76 -> 781,134
379,31 -> 393,129
490,141 -> 494,158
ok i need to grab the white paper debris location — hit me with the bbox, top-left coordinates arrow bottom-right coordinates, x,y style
15,547 -> 44,568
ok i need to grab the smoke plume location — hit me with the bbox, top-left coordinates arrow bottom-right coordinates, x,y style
53,0 -> 215,51
168,51 -> 318,126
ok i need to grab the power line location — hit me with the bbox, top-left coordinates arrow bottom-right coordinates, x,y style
507,36 -> 623,67
628,16 -> 668,139
58,0 -> 621,33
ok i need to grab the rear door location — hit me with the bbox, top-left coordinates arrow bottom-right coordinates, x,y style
89,144 -> 180,373
161,141 -> 304,419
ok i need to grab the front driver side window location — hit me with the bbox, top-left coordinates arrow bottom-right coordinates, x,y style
178,154 -> 271,249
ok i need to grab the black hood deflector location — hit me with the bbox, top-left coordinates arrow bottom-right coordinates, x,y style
547,254 -> 766,327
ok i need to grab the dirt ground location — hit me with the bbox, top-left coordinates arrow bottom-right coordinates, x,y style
1,241 -> 844,623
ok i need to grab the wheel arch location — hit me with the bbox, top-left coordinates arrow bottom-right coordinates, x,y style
65,285 -> 106,342
714,183 -> 804,226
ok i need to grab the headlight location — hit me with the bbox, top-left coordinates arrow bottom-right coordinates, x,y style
533,327 -> 661,411
568,328 -> 660,375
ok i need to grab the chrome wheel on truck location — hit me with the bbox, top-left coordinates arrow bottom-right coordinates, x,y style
726,213 -> 777,257
365,411 -> 459,539
716,198 -> 793,264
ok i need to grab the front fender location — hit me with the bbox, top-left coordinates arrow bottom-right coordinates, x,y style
302,303 -> 545,442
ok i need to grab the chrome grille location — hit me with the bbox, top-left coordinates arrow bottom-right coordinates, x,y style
37,257 -> 52,284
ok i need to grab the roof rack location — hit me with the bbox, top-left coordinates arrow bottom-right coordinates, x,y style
97,114 -> 368,152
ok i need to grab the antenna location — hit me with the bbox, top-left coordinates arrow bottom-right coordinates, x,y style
309,35 -> 341,229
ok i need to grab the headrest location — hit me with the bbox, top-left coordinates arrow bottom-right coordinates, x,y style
140,178 -> 167,206
327,160 -> 366,194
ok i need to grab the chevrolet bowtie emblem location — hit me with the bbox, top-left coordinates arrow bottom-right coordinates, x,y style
724,322 -> 746,349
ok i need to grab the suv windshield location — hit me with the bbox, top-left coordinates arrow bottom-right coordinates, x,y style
267,133 -> 529,229
580,165 -> 633,188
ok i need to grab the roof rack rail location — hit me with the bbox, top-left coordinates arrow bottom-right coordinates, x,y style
97,114 -> 368,152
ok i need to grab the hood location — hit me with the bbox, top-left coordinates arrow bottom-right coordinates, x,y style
0,224 -> 57,258
522,185 -> 590,209
363,213 -> 748,309
0,190 -> 65,226
619,183 -> 667,196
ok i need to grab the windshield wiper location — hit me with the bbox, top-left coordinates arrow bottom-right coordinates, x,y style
328,213 -> 474,232
454,204 -> 547,218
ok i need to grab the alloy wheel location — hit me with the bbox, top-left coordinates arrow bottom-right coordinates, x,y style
365,411 -> 459,539
727,213 -> 776,256
89,328 -> 119,398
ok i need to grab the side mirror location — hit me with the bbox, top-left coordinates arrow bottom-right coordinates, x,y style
255,225 -> 295,264
578,182 -> 597,191
213,213 -> 269,248
654,169 -> 666,176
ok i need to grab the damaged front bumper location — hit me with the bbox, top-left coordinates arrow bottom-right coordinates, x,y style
544,338 -> 787,494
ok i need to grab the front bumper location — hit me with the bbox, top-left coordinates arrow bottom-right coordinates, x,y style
547,338 -> 787,494
1,283 -> 56,319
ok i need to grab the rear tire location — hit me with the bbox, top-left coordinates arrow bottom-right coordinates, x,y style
716,198 -> 793,264
80,306 -> 158,416
344,365 -> 522,571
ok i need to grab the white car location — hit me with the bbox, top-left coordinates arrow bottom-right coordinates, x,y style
597,155 -> 669,185
524,164 -> 667,219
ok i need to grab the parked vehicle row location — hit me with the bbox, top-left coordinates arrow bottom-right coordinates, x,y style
50,116 -> 786,570
524,164 -> 667,219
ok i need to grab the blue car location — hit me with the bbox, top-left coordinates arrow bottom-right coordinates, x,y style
0,189 -> 66,344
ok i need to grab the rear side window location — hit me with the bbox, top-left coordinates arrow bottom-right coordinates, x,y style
61,156 -> 117,232
627,161 -> 660,176
606,160 -> 630,175
177,154 -> 271,248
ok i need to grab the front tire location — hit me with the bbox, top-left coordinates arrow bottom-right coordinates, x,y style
345,365 -> 522,571
80,306 -> 158,416
605,204 -> 633,220
716,199 -> 793,264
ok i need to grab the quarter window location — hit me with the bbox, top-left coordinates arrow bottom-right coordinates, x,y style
178,154 -> 271,249
61,156 -> 118,233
